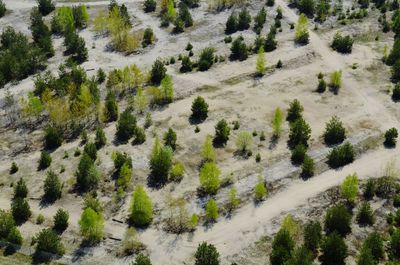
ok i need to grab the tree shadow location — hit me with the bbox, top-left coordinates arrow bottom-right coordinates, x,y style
269,135 -> 278,150
189,115 -> 206,125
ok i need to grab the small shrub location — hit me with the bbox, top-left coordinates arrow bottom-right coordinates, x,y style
237,8 -> 251,30
236,131 -> 253,153
329,70 -> 342,93
170,162 -> 185,182
205,199 -> 219,222
38,151 -> 52,170
324,203 -> 352,236
44,126 -> 63,150
199,162 -> 221,194
7,227 -> 23,245
164,128 -> 177,150
144,0 -> 156,12
79,207 -> 104,243
11,198 -> 31,223
198,47 -> 215,71
116,109 -> 137,143
255,153 -> 261,162
230,36 -> 248,61
83,142 -> 97,161
303,221 -> 322,253
191,96 -> 209,122
301,155 -> 315,179
356,202 -> 375,226
95,127 -> 107,148
324,116 -> 346,145
142,27 -> 154,47
254,176 -> 267,201
53,208 -> 69,232
10,162 -> 18,174
14,178 -> 28,199
35,228 -> 65,255
194,242 -> 220,265
133,127 -> 146,145
327,142 -> 355,168
44,170 -> 62,202
331,33 -> 353,53
291,144 -> 307,165
320,232 -> 348,265
363,179 -> 375,200
392,84 -> 400,101
286,99 -> 304,122
214,119 -> 230,145
150,59 -> 166,85
384,127 -> 398,147
130,185 -> 153,227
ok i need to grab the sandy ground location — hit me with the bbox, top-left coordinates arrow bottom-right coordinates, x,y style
0,0 -> 399,264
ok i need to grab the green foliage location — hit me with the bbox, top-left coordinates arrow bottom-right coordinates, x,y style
317,78 -> 327,92
356,202 -> 375,226
195,242 -> 220,265
0,0 -> 6,18
327,142 -> 355,168
37,0 -> 55,16
254,7 -> 267,34
10,162 -> 18,174
53,208 -> 69,232
180,56 -> 193,73
38,151 -> 52,170
150,58 -> 166,85
14,178 -> 28,199
256,47 -> 266,76
133,88 -> 149,113
96,68 -> 106,84
291,144 -> 307,165
303,220 -> 322,253
340,173 -> 359,203
324,116 -> 346,145
133,127 -> 146,144
170,162 -> 185,182
331,33 -> 353,53
363,179 -> 375,200
205,199 -> 219,221
236,131 -> 253,152
130,185 -> 153,226
0,27 -> 48,88
237,8 -> 251,30
288,118 -> 311,148
11,198 -> 31,223
391,229 -> 400,259
384,127 -> 398,147
254,175 -> 267,201
201,135 -> 216,162
36,214 -> 44,225
149,138 -> 173,186
295,14 -> 309,44
7,227 -> 23,245
230,36 -> 248,61
198,47 -> 215,71
301,155 -> 315,179
144,0 -> 157,12
214,119 -> 230,145
199,162 -> 221,194
191,96 -> 209,122
104,91 -> 119,122
79,207 -> 104,243
0,210 -> 16,239
286,99 -> 304,122
44,170 -> 62,202
357,245 -> 375,265
329,70 -> 342,93
265,28 -> 278,52
227,187 -> 240,211
118,162 -> 132,190
84,194 -> 103,213
132,254 -> 152,265
116,109 -> 137,143
272,107 -> 283,137
284,246 -> 314,265
30,7 -> 54,57
324,203 -> 352,236
178,3 -> 193,27
270,229 -> 295,265
84,142 -> 97,161
160,75 -> 174,104
320,232 -> 348,265
35,228 -> 65,255
112,151 -> 132,171
142,27 -> 154,47
363,232 -> 384,262
225,12 -> 238,34
393,84 -> 400,101
95,127 -> 107,148
76,153 -> 99,192
164,128 -> 177,150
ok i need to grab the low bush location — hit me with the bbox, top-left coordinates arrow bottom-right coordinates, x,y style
331,33 -> 353,54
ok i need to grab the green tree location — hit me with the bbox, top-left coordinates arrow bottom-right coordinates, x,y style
150,59 -> 166,85
286,99 -> 304,122
116,109 -> 137,143
83,142 -> 97,161
7,227 -> 22,245
11,198 -> 31,223
34,228 -> 65,255
214,119 -> 230,145
303,220 -> 322,253
356,202 -> 375,226
53,208 -> 69,232
0,0 -> 6,18
38,151 -> 52,170
14,178 -> 28,199
284,246 -> 314,265
191,96 -> 209,122
133,88 -> 148,114
324,116 -> 346,145
256,47 -> 266,76
205,198 -> 219,221
195,242 -> 220,265
44,126 -> 63,150
329,70 -> 342,93
363,232 -> 384,262
30,7 -> 54,57
272,107 -> 283,138
230,36 -> 248,61
164,128 -> 177,150
327,142 -> 355,168
198,47 -> 215,71
236,131 -> 253,152
288,118 -> 311,148
301,155 -> 315,179
254,175 -> 267,201
295,13 -> 309,44
237,8 -> 251,30
76,153 -> 99,192
225,12 -> 238,34
340,173 -> 359,203
0,210 -> 16,240
384,127 -> 398,147
357,246 -> 375,265
132,254 -> 152,265
144,0 -> 157,12
199,162 -> 221,194
95,127 -> 107,148
270,229 -> 295,265
291,144 -> 306,165
227,187 -> 240,211
324,203 -> 352,236
130,185 -> 153,226
104,91 -> 119,122
149,138 -> 173,186
160,75 -> 174,104
43,170 -> 62,202
79,207 -> 104,243
201,135 -> 216,162
320,232 -> 348,265
117,162 -> 132,190
37,0 -> 55,16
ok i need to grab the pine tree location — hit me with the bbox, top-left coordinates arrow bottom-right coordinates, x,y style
43,170 -> 62,202
295,13 -> 309,44
214,119 -> 230,145
194,242 -> 220,265
205,199 -> 219,221
256,46 -> 266,76
201,135 -> 216,162
199,162 -> 221,194
79,207 -> 104,243
130,185 -> 153,226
